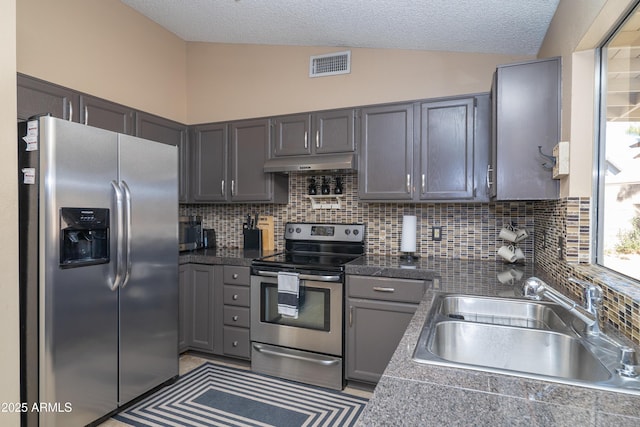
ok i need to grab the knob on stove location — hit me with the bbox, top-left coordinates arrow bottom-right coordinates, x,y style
344,229 -> 351,235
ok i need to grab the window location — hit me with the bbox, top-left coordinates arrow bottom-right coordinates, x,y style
597,2 -> 640,281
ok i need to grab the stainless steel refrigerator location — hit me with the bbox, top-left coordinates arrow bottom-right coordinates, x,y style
18,116 -> 179,426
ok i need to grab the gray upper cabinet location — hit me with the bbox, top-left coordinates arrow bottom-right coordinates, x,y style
17,73 -> 79,121
136,112 -> 189,203
314,109 -> 356,154
272,109 -> 356,157
191,123 -> 228,202
230,118 -> 287,202
273,114 -> 312,156
359,103 -> 415,200
360,96 -> 490,202
418,98 -> 474,200
489,57 -> 560,200
191,119 -> 287,203
79,95 -> 135,135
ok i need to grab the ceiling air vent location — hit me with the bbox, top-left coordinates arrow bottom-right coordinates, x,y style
309,51 -> 351,78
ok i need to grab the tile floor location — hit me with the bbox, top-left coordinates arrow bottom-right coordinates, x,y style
98,353 -> 372,426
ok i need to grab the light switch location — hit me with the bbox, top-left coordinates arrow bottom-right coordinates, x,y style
432,226 -> 442,241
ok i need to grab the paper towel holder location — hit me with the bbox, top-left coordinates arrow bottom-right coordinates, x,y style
399,215 -> 420,262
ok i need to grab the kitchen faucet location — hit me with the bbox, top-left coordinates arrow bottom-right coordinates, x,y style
521,276 -> 602,336
522,276 -> 640,378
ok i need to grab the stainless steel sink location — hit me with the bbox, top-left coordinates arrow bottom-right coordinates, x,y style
438,295 -> 568,330
413,293 -> 640,395
427,321 -> 610,381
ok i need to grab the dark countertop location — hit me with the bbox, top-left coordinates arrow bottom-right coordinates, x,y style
179,247 -> 279,267
352,257 -> 640,426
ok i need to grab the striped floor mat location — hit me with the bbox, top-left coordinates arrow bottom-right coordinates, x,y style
114,362 -> 368,427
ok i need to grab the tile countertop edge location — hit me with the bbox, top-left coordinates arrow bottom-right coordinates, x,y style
353,260 -> 640,426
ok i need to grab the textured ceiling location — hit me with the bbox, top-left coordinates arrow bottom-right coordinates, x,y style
120,0 -> 560,55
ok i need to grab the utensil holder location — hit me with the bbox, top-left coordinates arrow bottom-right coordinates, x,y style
243,229 -> 262,250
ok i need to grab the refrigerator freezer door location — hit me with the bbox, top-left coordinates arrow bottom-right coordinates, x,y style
39,117 -> 120,426
117,133 -> 179,404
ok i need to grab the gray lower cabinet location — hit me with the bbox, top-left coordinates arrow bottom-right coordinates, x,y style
136,112 -> 189,203
221,266 -> 251,359
178,265 -> 189,352
346,275 -> 427,383
490,57 -> 560,200
272,109 -> 356,157
179,264 -> 218,353
191,119 -> 287,203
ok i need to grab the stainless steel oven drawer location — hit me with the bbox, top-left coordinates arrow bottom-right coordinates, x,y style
224,266 -> 250,285
347,275 -> 426,303
224,326 -> 250,359
251,342 -> 343,390
223,306 -> 250,328
224,284 -> 250,307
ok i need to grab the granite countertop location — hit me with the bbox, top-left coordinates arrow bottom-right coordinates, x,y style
352,256 -> 640,427
179,247 -> 279,267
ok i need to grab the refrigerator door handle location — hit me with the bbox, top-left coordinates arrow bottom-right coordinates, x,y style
110,180 -> 125,291
120,180 -> 133,288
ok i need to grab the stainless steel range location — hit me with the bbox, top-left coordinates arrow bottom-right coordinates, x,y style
250,222 -> 365,390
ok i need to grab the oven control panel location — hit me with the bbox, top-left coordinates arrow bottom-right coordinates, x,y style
284,223 -> 365,242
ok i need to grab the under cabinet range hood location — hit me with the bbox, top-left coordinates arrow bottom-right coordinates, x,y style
263,153 -> 356,173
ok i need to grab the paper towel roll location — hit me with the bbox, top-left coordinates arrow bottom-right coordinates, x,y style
400,215 -> 417,253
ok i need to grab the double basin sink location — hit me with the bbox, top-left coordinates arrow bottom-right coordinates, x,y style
413,293 -> 640,394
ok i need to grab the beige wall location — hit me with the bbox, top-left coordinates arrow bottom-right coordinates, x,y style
187,43 -> 529,123
17,0 -> 188,123
538,0 -> 636,197
1,0 -> 20,424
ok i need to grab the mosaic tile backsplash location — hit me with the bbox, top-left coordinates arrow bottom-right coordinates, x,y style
535,197 -> 640,345
180,172 -> 535,262
181,174 -> 640,344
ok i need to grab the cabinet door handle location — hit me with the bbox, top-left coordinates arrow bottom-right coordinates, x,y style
406,174 -> 411,193
373,286 -> 396,293
316,130 -> 320,148
232,315 -> 239,321
68,101 -> 73,122
84,106 -> 89,125
221,180 -> 225,195
231,180 -> 236,196
232,273 -> 238,279
304,131 -> 308,149
232,341 -> 238,347
486,165 -> 494,190
421,174 -> 426,193
232,294 -> 239,300
349,306 -> 353,327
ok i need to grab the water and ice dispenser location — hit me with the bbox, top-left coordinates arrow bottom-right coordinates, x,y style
59,208 -> 110,268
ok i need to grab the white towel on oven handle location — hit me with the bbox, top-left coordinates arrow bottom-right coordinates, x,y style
277,271 -> 300,318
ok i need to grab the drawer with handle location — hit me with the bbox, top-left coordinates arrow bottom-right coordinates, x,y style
347,275 -> 426,303
223,266 -> 250,286
223,326 -> 250,359
223,284 -> 250,307
223,306 -> 250,328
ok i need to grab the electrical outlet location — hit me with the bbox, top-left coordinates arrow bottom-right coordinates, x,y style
432,226 -> 442,241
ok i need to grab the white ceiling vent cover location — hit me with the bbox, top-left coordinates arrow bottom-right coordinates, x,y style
309,51 -> 351,77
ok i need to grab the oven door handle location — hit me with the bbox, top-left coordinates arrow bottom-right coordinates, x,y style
252,343 -> 340,366
253,270 -> 341,282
